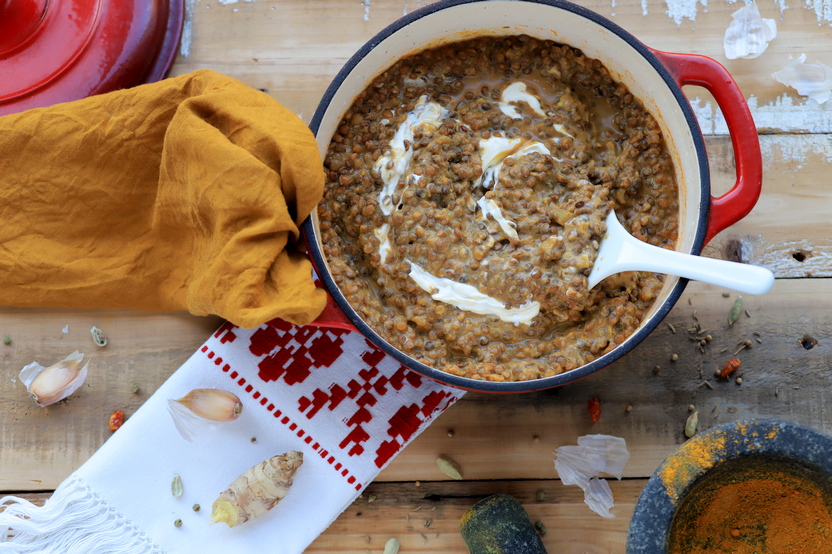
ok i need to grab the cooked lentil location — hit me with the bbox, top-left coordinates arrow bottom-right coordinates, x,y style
320,35 -> 679,381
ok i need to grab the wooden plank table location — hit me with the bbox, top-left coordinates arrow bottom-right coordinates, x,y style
4,0 -> 832,552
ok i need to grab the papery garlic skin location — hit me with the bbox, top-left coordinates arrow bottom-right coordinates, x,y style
577,434 -> 631,479
167,388 -> 243,442
19,351 -> 89,407
552,444 -> 607,488
584,477 -> 615,519
724,3 -> 776,60
554,434 -> 630,518
773,54 -> 832,104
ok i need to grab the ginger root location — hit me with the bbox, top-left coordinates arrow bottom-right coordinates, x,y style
211,450 -> 303,527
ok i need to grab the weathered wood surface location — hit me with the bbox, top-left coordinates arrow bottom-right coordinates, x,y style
4,0 -> 832,552
0,310 -> 222,490
306,480 -> 638,553
702,135 -> 832,277
3,279 -> 830,489
12,480 -> 639,553
171,0 -> 832,133
2,277 -> 830,554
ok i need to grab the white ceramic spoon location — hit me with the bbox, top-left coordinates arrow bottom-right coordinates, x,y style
587,211 -> 774,295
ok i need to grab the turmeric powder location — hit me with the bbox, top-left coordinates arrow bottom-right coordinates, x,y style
669,456 -> 832,553
658,429 -> 727,502
659,422 -> 775,502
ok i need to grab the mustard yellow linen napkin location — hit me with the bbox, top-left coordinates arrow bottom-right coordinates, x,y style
0,69 -> 326,328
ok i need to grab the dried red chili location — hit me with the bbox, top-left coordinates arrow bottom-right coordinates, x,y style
588,397 -> 601,422
719,358 -> 741,379
108,409 -> 125,432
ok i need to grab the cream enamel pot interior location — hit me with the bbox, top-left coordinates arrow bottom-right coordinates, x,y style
302,0 -> 763,393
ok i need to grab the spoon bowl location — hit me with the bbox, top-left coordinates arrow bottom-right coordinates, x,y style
587,211 -> 774,295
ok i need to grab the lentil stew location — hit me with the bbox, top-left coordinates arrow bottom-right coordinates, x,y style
319,35 -> 679,382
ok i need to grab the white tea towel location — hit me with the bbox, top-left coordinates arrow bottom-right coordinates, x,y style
0,320 -> 465,553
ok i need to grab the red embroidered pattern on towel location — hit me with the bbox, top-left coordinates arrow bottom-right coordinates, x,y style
201,320 -> 461,491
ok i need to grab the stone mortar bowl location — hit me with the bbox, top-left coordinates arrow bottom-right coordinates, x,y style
627,418 -> 832,552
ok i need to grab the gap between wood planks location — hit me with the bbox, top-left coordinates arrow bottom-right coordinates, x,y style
8,479 -> 645,552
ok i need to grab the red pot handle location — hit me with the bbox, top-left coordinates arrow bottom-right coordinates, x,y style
650,49 -> 762,245
301,229 -> 358,330
309,289 -> 357,331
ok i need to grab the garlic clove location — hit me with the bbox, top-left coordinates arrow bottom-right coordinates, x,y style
167,388 -> 243,442
175,388 -> 243,421
19,351 -> 89,407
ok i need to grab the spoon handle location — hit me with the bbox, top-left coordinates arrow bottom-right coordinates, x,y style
602,229 -> 774,295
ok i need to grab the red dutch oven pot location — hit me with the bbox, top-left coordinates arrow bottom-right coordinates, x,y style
0,0 -> 183,115
302,0 -> 763,393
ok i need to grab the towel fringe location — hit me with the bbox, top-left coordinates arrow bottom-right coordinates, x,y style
0,476 -> 163,554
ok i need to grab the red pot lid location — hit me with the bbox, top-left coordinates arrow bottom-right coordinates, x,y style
0,0 -> 184,115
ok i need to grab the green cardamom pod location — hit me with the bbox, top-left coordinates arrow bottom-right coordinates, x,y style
383,537 -> 400,554
172,474 -> 184,498
436,455 -> 463,480
685,411 -> 699,438
728,296 -> 743,326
